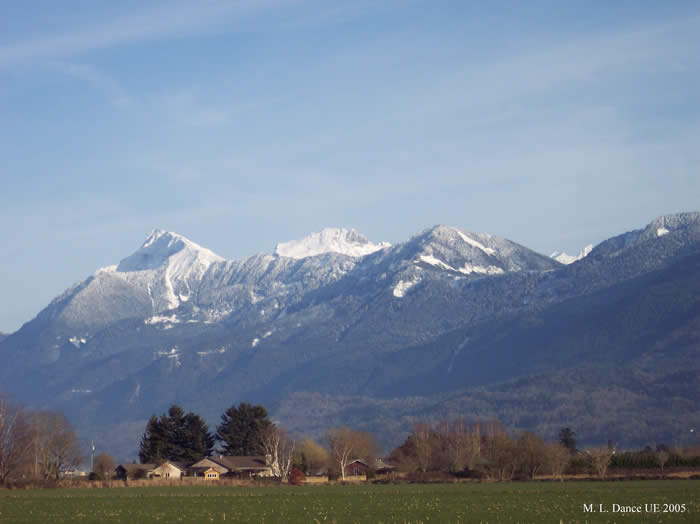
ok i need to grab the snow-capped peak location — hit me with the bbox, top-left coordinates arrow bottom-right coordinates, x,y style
118,229 -> 223,273
421,226 -> 497,256
110,229 -> 225,312
274,228 -> 390,259
551,244 -> 593,265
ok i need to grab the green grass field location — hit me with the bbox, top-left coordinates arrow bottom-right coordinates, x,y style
0,480 -> 698,523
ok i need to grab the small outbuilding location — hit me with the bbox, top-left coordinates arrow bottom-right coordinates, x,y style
344,459 -> 369,477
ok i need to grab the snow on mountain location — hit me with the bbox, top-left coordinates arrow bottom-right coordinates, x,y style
417,254 -> 504,275
406,225 -> 557,275
106,229 -> 225,312
642,213 -> 700,241
274,228 -> 390,259
379,225 -> 560,301
116,229 -> 223,276
48,230 -> 226,331
587,212 -> 700,261
393,276 -> 421,297
550,244 -> 594,265
455,230 -> 496,256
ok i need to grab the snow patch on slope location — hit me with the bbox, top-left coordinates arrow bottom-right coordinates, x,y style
418,255 -> 503,275
69,336 -> 87,348
197,347 -> 226,357
419,254 -> 455,271
154,347 -> 181,367
275,228 -> 390,259
145,314 -> 180,325
393,277 -> 421,298
456,231 -> 496,256
458,263 -> 504,275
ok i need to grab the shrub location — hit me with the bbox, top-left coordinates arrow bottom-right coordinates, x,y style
132,469 -> 148,480
289,467 -> 305,486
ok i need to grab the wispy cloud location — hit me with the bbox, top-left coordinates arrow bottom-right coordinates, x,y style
49,61 -> 133,107
0,0 -> 294,68
366,12 -> 700,131
157,90 -> 233,128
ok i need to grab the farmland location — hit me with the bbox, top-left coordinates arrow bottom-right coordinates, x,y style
0,480 -> 698,523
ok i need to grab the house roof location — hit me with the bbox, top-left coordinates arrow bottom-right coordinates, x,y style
375,459 -> 396,470
190,457 -> 229,473
190,466 -> 218,472
117,456 -> 272,475
116,463 -> 156,472
344,458 -> 396,471
154,460 -> 188,471
208,455 -> 270,471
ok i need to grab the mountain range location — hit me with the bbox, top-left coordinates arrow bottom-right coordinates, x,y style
1,214 -> 699,459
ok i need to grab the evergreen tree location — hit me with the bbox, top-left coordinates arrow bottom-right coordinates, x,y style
216,402 -> 271,455
138,405 -> 214,463
139,414 -> 168,463
167,405 -> 187,461
558,427 -> 576,454
182,412 -> 216,462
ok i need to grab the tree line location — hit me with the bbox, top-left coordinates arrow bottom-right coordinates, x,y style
388,420 -> 697,480
5,393 -> 695,485
139,404 -> 700,482
390,419 -> 573,480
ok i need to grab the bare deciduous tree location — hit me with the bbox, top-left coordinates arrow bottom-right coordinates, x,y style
656,450 -> 669,475
586,447 -> 615,479
94,453 -> 116,478
29,411 -> 83,479
484,433 -> 517,481
448,419 -> 469,472
260,425 -> 295,482
467,421 -> 482,470
412,422 -> 433,473
479,419 -> 507,438
326,427 -> 376,481
545,442 -> 571,481
0,396 -> 31,483
439,419 -> 480,473
295,438 -> 329,475
517,432 -> 548,480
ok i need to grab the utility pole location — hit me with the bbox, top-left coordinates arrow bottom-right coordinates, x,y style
90,440 -> 95,472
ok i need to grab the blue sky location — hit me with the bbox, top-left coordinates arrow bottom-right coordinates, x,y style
1,1 -> 699,333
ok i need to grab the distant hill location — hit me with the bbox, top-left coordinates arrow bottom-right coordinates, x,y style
1,212 -> 698,458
